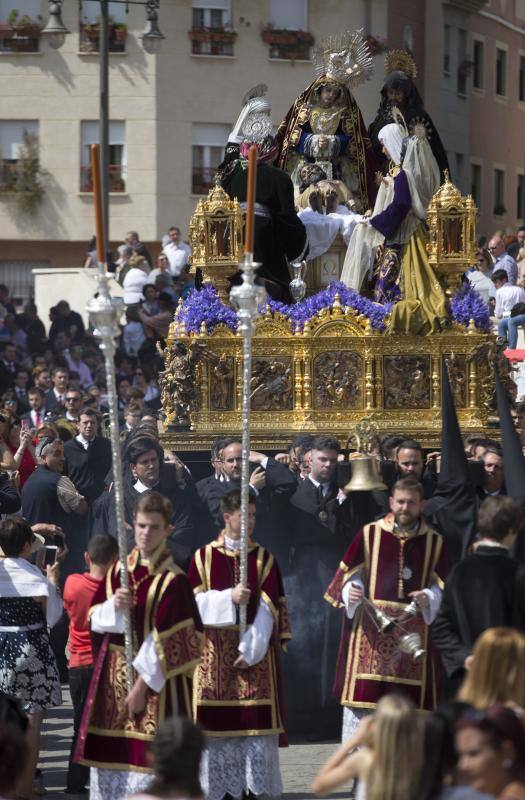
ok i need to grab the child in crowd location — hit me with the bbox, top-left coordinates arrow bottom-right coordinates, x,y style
63,534 -> 119,796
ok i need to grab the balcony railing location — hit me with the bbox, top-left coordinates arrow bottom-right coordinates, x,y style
0,160 -> 18,191
0,22 -> 41,53
79,22 -> 127,53
261,28 -> 314,60
188,27 -> 236,56
192,166 -> 218,195
80,164 -> 126,192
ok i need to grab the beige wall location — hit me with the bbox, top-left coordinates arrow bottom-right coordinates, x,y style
0,0 -> 387,265
470,0 -> 525,237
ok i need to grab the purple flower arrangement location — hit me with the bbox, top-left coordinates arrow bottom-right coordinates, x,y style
177,282 -> 491,335
177,284 -> 237,333
177,282 -> 392,334
450,284 -> 492,332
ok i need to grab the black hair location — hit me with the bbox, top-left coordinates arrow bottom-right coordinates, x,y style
87,534 -> 119,566
396,439 -> 424,457
0,518 -> 34,557
148,717 -> 204,797
220,489 -> 255,516
492,268 -> 508,283
312,434 -> 340,453
127,436 -> 164,466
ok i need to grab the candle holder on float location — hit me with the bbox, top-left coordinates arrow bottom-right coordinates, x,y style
188,176 -> 244,304
427,170 -> 477,299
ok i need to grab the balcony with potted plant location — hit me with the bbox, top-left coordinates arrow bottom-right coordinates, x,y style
79,16 -> 127,54
188,25 -> 237,56
261,25 -> 314,60
0,10 -> 43,54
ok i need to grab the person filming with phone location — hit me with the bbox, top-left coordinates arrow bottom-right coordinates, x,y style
0,517 -> 63,798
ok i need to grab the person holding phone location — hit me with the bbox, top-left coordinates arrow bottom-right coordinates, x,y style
4,412 -> 36,489
0,517 -> 63,798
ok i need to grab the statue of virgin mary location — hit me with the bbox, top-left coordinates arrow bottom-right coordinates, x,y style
275,30 -> 379,214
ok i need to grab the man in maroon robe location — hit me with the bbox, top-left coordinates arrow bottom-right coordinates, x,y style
325,477 -> 449,740
76,492 -> 203,800
188,489 -> 290,800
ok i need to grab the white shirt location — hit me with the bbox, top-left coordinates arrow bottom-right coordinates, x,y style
494,284 -> 525,318
76,433 -> 94,450
163,241 -> 191,277
466,270 -> 496,305
122,268 -> 149,305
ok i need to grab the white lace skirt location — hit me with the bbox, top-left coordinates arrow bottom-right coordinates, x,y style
342,706 -> 371,742
201,734 -> 282,800
89,766 -> 151,800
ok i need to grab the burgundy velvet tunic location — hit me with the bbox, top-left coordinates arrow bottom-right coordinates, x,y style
325,514 -> 449,711
77,546 -> 203,774
188,536 -> 291,742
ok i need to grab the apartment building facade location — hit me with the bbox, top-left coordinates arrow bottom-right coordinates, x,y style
0,0 -> 389,299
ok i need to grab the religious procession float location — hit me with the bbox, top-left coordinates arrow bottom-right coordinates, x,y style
159,33 -> 510,450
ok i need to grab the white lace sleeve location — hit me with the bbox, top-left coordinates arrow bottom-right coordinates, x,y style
133,631 -> 165,693
90,596 -> 126,633
46,583 -> 63,628
238,599 -> 274,666
195,589 -> 236,626
342,577 -> 365,620
421,583 -> 442,625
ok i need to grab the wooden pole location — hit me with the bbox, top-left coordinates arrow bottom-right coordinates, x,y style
90,144 -> 106,271
244,144 -> 257,254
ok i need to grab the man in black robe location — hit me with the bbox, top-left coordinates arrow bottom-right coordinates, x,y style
220,139 -> 307,301
431,495 -> 525,697
91,436 -> 194,568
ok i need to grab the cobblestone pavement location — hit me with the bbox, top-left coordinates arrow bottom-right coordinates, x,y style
39,687 -> 349,800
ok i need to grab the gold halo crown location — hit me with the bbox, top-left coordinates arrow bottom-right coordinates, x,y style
312,29 -> 374,90
384,49 -> 417,79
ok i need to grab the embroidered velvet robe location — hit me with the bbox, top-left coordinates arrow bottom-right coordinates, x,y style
188,537 -> 291,740
77,546 -> 203,773
325,514 -> 449,711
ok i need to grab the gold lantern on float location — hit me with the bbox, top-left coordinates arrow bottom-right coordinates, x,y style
426,170 -> 477,298
188,175 -> 244,304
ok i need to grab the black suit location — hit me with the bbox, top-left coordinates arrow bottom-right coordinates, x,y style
0,359 -> 18,394
431,544 -> 525,696
63,436 -> 112,502
45,389 -> 66,415
91,472 -> 195,570
196,458 -> 296,549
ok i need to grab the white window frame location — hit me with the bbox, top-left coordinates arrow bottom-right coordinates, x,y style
191,123 -> 230,195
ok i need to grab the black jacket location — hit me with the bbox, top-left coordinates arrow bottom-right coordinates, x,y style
431,544 -> 525,689
64,436 -> 112,502
0,473 -> 21,515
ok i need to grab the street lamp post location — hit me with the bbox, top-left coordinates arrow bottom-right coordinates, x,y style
42,0 -> 165,254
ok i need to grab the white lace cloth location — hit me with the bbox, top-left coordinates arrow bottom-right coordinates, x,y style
90,767 -> 151,800
342,706 -> 370,742
201,734 -> 282,800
